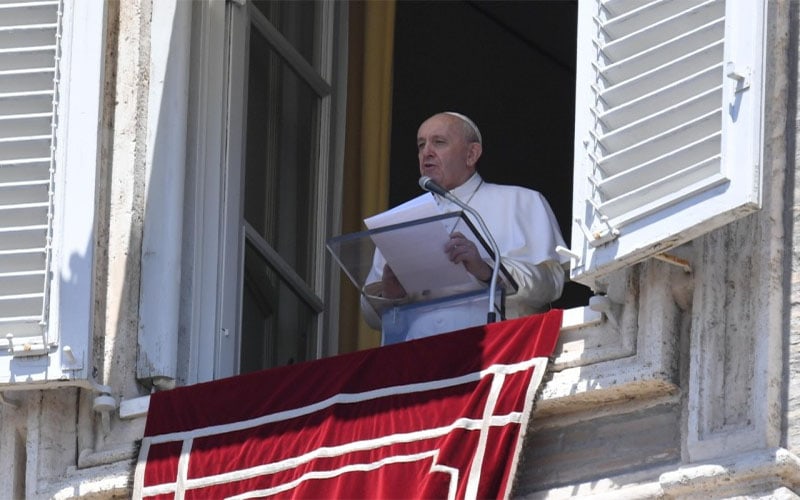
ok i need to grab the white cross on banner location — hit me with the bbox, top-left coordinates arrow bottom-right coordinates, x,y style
133,310 -> 562,499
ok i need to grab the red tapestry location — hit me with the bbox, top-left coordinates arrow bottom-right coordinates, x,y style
133,310 -> 562,499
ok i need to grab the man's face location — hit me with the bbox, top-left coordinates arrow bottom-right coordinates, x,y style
417,114 -> 480,191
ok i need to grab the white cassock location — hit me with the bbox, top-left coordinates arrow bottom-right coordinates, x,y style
362,173 -> 566,342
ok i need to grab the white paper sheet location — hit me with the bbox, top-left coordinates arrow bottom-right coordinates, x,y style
363,196 -> 477,294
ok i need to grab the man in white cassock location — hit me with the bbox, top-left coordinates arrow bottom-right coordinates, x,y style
362,112 -> 566,341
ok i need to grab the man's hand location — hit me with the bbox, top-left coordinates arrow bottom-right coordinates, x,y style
445,232 -> 492,282
381,264 -> 407,299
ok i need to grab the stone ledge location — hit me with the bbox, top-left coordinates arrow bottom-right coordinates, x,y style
518,448 -> 800,499
41,459 -> 133,500
533,381 -> 679,429
659,447 -> 800,497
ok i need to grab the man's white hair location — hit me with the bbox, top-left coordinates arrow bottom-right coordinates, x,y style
443,111 -> 482,144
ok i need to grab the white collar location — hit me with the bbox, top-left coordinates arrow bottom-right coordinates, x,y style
432,173 -> 483,212
449,172 -> 483,200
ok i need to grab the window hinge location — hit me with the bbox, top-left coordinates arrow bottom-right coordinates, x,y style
61,345 -> 84,373
726,62 -> 751,93
589,294 -> 620,329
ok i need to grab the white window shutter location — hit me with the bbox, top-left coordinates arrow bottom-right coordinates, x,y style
0,1 -> 59,356
569,0 -> 765,285
0,0 -> 103,385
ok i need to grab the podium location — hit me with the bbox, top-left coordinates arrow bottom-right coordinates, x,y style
327,212 -> 517,345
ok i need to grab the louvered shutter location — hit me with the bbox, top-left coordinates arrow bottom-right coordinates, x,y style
0,0 -> 103,385
569,0 -> 765,285
0,1 -> 59,354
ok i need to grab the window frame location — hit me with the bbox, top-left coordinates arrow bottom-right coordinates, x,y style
568,0 -> 766,288
183,0 -> 346,383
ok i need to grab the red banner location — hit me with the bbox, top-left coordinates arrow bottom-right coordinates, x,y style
134,310 -> 562,499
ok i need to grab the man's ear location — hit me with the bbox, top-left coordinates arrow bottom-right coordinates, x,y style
467,142 -> 483,167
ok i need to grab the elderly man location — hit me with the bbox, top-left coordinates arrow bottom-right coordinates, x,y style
362,112 -> 566,340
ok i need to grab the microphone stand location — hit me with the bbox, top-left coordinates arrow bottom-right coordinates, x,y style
419,177 -> 501,323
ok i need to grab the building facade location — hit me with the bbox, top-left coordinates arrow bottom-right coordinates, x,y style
0,0 -> 796,498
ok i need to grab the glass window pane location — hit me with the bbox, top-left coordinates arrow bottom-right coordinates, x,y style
252,0 -> 317,67
244,27 -> 319,285
241,240 -> 316,373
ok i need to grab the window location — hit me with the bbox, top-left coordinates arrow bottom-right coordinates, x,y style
0,0 -> 103,384
569,0 -> 765,286
216,0 -> 344,377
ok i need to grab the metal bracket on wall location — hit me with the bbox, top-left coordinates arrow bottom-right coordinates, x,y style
653,252 -> 692,273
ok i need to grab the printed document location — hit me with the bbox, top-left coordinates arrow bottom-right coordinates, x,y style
364,195 -> 482,294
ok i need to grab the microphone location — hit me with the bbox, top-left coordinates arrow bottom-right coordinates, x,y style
418,176 -> 502,323
418,176 -> 449,196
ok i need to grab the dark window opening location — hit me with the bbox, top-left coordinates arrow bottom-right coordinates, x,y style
390,0 -> 590,308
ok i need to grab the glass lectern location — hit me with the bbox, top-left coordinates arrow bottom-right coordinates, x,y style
327,212 -> 517,345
